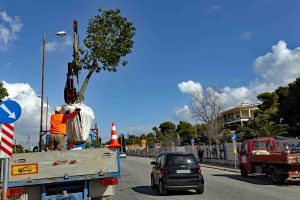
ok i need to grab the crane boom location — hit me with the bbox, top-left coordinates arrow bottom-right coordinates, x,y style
64,20 -> 79,103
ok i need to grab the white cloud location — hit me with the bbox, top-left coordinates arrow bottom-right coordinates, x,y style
254,40 -> 300,85
174,105 -> 191,121
0,11 -> 23,50
2,81 -> 52,147
178,80 -> 203,95
177,40 -> 300,111
45,35 -> 72,52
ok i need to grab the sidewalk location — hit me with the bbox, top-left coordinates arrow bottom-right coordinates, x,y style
201,162 -> 240,173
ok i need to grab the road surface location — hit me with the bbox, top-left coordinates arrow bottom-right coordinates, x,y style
111,156 -> 300,200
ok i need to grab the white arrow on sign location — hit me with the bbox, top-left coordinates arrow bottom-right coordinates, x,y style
0,103 -> 16,119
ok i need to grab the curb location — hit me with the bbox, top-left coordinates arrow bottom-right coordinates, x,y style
201,163 -> 240,173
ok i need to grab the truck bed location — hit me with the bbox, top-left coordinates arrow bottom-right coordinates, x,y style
8,148 -> 119,186
250,151 -> 300,165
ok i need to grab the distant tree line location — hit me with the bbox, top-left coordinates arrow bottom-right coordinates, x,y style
121,78 -> 300,146
120,121 -> 208,148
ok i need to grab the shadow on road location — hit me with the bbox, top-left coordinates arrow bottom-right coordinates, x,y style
131,186 -> 197,196
131,186 -> 159,196
212,174 -> 300,187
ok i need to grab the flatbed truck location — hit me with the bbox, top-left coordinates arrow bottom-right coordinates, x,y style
1,147 -> 120,200
239,137 -> 300,184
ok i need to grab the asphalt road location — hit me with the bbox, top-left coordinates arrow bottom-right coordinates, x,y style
111,156 -> 300,200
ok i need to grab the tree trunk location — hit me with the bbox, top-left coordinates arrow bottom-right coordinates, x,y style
76,68 -> 94,103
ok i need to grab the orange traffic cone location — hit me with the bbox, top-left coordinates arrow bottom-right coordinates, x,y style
108,122 -> 121,148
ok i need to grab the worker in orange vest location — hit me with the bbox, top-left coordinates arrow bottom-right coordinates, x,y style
48,106 -> 67,151
48,106 -> 80,151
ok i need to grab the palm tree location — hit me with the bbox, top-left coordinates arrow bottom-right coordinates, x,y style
259,122 -> 288,137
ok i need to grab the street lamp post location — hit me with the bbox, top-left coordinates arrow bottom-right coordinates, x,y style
39,31 -> 66,152
38,95 -> 48,151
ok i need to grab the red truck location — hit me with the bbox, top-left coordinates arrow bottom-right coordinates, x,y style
238,137 -> 300,184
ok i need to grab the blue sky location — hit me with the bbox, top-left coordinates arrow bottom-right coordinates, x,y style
1,0 -> 300,145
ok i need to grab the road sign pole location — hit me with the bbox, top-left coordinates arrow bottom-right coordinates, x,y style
2,157 -> 9,199
234,154 -> 237,169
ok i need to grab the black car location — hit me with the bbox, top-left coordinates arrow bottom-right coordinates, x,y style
150,151 -> 204,195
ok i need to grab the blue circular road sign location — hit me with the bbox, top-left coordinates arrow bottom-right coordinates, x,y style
190,138 -> 195,144
0,100 -> 22,124
231,134 -> 237,141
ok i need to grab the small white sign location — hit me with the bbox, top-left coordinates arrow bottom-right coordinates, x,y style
242,156 -> 247,163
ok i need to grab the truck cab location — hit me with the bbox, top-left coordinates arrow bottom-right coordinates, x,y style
239,138 -> 278,173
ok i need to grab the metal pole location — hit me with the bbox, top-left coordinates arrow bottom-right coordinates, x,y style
39,33 -> 45,152
3,157 -> 9,199
120,134 -> 123,152
234,154 -> 237,169
45,97 -> 48,132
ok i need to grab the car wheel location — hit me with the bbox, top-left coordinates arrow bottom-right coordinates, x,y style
159,180 -> 168,195
151,175 -> 155,189
196,185 -> 204,194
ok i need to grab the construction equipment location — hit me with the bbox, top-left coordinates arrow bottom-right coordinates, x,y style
64,20 -> 79,104
0,20 -> 120,200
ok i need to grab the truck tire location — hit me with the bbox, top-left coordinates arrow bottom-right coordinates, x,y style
269,168 -> 287,184
240,166 -> 248,177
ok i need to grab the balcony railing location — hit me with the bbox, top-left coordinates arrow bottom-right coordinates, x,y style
224,116 -> 252,124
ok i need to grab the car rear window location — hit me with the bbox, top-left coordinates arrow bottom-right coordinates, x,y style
166,154 -> 197,165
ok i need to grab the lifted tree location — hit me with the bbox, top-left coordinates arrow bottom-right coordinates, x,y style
70,8 -> 136,103
0,81 -> 8,103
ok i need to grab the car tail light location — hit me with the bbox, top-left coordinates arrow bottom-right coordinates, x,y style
100,178 -> 118,186
7,187 -> 24,197
162,167 -> 169,175
198,164 -> 202,174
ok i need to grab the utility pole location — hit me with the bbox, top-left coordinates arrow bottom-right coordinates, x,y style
120,134 -> 123,152
39,33 -> 45,152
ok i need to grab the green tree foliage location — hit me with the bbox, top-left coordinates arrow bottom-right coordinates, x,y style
0,81 -> 8,103
126,134 -> 140,145
247,79 -> 300,137
152,126 -> 162,142
176,121 -> 196,144
258,122 -> 288,137
12,144 -> 24,153
146,132 -> 155,147
235,126 -> 256,141
256,92 -> 279,123
159,121 -> 176,134
117,134 -> 126,151
158,121 -> 176,146
194,123 -> 209,143
279,78 -> 300,136
140,134 -> 146,139
275,86 -> 289,107
77,8 -> 136,102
